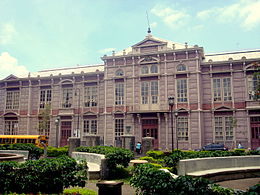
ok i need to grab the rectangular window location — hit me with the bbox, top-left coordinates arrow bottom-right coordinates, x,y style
115,83 -> 124,105
151,81 -> 158,104
248,75 -> 259,100
40,89 -> 52,108
6,90 -> 20,109
141,81 -> 159,104
4,120 -> 18,135
115,119 -> 124,138
141,82 -> 149,104
177,79 -> 187,102
38,119 -> 50,136
84,86 -> 98,107
83,120 -> 97,134
177,116 -> 188,141
213,78 -> 232,101
62,88 -> 73,108
214,116 -> 233,141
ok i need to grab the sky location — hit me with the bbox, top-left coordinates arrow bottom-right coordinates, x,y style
0,0 -> 260,79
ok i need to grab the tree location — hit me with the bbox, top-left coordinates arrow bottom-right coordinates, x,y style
38,104 -> 51,136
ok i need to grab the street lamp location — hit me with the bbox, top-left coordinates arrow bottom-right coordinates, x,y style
168,96 -> 174,151
75,88 -> 80,137
55,117 -> 60,147
175,112 -> 179,150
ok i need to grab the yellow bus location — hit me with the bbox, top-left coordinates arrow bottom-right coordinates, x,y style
0,135 -> 48,148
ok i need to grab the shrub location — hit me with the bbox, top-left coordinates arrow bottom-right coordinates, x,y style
130,164 -> 175,195
0,143 -> 43,159
0,156 -> 88,194
63,187 -> 97,195
146,150 -> 165,159
130,163 -> 215,195
76,146 -> 134,169
47,146 -> 68,157
246,183 -> 260,195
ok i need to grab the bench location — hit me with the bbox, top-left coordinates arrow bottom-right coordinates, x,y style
177,155 -> 260,182
71,152 -> 108,179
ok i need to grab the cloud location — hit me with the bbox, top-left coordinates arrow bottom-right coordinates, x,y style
98,48 -> 116,54
150,22 -> 157,28
196,0 -> 260,30
151,5 -> 189,29
0,23 -> 17,44
0,52 -> 29,79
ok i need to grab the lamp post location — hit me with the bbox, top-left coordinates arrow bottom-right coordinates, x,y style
55,117 -> 60,148
168,96 -> 174,151
75,88 -> 80,137
175,112 -> 179,150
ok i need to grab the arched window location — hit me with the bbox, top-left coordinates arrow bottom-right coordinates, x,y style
115,69 -> 124,76
150,64 -> 158,73
177,64 -> 187,71
141,66 -> 149,74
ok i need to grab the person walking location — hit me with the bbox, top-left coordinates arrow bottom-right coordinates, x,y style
136,142 -> 142,154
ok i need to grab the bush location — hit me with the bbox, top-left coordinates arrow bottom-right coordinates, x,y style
130,164 -> 175,195
47,146 -> 68,157
146,150 -> 165,159
76,146 -> 134,169
0,156 -> 88,194
0,143 -> 43,159
63,187 -> 97,195
246,183 -> 260,195
130,164 -> 215,195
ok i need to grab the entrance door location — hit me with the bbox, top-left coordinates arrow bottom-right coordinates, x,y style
250,117 -> 260,149
142,119 -> 158,149
60,121 -> 72,147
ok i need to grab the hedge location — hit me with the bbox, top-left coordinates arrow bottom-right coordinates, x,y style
0,156 -> 88,194
0,143 -> 43,159
76,146 -> 134,169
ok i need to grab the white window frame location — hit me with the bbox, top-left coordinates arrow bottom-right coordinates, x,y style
84,86 -> 98,107
177,79 -> 187,102
177,116 -> 189,141
115,83 -> 124,105
4,119 -> 18,135
140,64 -> 158,75
115,119 -> 124,138
214,116 -> 234,141
141,81 -> 159,104
83,119 -> 97,135
213,77 -> 232,102
248,75 -> 259,100
40,89 -> 52,108
5,90 -> 20,110
62,88 -> 73,108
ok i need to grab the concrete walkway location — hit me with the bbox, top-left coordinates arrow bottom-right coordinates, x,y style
86,178 -> 260,194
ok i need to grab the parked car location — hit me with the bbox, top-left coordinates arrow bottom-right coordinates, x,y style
202,143 -> 228,151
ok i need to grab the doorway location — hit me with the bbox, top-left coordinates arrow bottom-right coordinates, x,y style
60,121 -> 72,147
142,119 -> 158,149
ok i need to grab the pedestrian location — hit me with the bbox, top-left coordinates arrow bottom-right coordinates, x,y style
238,142 -> 244,149
136,142 -> 142,154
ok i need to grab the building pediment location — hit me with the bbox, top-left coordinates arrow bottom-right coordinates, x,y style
214,106 -> 232,111
132,36 -> 166,48
3,74 -> 18,81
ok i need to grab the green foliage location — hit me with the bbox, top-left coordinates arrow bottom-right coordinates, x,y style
246,183 -> 260,195
130,164 -> 215,195
76,146 -> 134,169
0,143 -> 43,159
47,146 -> 68,157
0,156 -> 88,194
210,184 -> 237,195
63,187 -> 97,195
146,150 -> 165,159
130,164 -> 175,195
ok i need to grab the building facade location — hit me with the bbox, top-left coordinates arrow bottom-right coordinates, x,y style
1,33 -> 260,150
